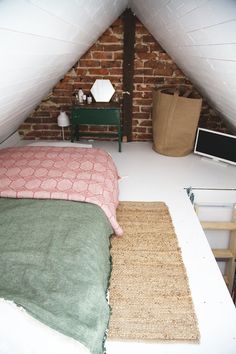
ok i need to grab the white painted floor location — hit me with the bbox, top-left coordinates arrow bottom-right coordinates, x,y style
9,139 -> 236,353
89,141 -> 236,354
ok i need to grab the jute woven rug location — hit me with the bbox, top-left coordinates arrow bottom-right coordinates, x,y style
108,202 -> 200,342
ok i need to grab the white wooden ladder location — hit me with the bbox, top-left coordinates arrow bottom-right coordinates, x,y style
196,204 -> 236,294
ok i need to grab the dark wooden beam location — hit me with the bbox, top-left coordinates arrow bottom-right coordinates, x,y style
122,8 -> 136,142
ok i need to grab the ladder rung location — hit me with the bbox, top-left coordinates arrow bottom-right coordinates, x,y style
212,249 -> 234,259
201,221 -> 236,231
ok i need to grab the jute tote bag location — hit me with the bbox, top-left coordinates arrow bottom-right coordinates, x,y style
152,89 -> 202,156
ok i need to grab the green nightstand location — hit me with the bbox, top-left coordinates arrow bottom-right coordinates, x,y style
71,103 -> 122,152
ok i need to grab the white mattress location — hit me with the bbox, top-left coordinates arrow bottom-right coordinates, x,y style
0,299 -> 89,354
28,141 -> 92,148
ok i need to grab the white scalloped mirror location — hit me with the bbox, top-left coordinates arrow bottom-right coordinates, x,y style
90,79 -> 115,102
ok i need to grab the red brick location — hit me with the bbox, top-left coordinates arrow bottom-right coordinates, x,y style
110,26 -> 124,35
142,35 -> 155,43
25,117 -> 42,123
114,52 -> 123,60
140,106 -> 151,113
111,18 -> 123,27
92,52 -> 114,60
150,42 -> 164,52
32,124 -> 58,130
134,59 -> 144,69
153,63 -> 174,77
101,60 -> 122,68
132,127 -> 146,133
133,92 -> 151,99
135,84 -> 153,92
133,76 -> 144,83
139,120 -> 152,126
101,28 -> 112,37
52,97 -> 73,104
164,78 -> 186,85
136,52 -> 157,60
135,44 -> 149,52
76,68 -> 88,76
144,59 -> 160,69
25,131 -> 42,138
173,68 -> 185,77
159,52 -> 171,61
88,125 -> 108,132
107,68 -> 122,75
133,112 -> 150,119
102,44 -> 123,51
81,51 -> 91,60
100,35 -> 121,43
34,111 -> 51,117
132,106 -> 141,113
89,43 -> 104,51
79,59 -> 100,67
133,133 -> 153,140
143,76 -> 159,84
133,98 -> 153,106
56,82 -> 73,90
53,89 -> 73,96
134,68 -> 153,75
109,78 -> 122,85
19,124 -> 32,130
135,26 -> 149,35
74,78 -> 94,86
88,68 -> 109,75
42,117 -> 57,123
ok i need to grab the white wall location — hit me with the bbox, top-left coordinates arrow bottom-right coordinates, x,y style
0,0 -> 127,143
130,0 -> 236,131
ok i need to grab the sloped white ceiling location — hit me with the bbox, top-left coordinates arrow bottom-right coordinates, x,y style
0,0 -> 127,143
0,0 -> 236,143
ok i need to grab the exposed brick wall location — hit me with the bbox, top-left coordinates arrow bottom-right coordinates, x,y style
19,14 -> 231,141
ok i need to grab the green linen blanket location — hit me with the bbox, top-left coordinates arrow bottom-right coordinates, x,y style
0,198 -> 113,354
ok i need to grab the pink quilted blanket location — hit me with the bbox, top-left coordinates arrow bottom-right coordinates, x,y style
0,146 -> 123,236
